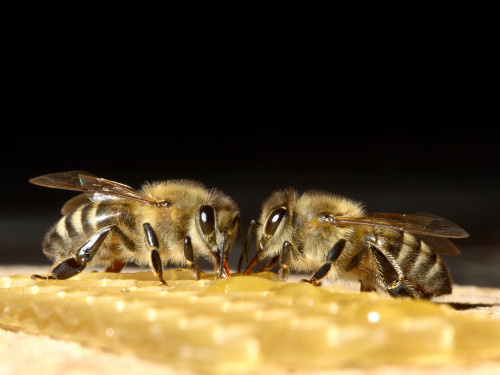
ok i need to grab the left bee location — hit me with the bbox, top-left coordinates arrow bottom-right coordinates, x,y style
29,171 -> 241,284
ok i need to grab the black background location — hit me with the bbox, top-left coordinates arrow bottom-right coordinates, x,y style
1,113 -> 499,286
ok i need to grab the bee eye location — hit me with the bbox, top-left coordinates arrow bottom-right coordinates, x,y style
264,207 -> 287,235
199,205 -> 215,235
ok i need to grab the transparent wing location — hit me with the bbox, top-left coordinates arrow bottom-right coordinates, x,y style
29,170 -> 96,190
414,235 -> 462,255
29,170 -> 168,207
334,212 -> 469,239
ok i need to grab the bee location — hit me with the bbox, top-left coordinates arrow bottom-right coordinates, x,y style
30,171 -> 241,284
242,188 -> 469,299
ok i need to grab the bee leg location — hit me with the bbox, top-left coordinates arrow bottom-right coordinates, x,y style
105,259 -> 126,273
243,244 -> 267,276
32,227 -> 113,281
386,282 -> 415,298
278,241 -> 293,281
238,219 -> 259,273
260,255 -> 279,272
243,254 -> 259,275
50,258 -> 88,279
31,274 -> 55,280
150,250 -> 167,285
369,245 -> 416,298
359,281 -> 377,292
184,236 -> 201,280
302,239 -> 347,286
31,258 -> 86,281
143,223 -> 167,285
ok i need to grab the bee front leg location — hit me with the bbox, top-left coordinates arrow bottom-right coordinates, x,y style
32,226 -> 113,281
301,239 -> 346,286
238,219 -> 259,273
143,223 -> 167,285
260,255 -> 279,272
184,236 -> 201,280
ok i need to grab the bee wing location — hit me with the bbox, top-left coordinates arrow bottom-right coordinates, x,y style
413,235 -> 462,255
334,212 -> 469,239
29,170 -> 97,190
30,170 -> 166,206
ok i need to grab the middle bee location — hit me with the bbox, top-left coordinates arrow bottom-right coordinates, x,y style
30,171 -> 241,284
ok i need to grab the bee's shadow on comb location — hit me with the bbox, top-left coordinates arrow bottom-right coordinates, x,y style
438,301 -> 500,311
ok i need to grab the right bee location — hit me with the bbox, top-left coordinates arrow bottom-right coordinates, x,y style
243,188 -> 469,299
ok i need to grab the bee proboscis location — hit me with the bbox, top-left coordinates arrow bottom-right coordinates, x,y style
243,188 -> 469,299
30,171 -> 241,284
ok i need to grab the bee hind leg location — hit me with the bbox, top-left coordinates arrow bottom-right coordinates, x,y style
31,259 -> 85,281
32,226 -> 113,281
48,258 -> 87,280
386,281 -> 415,298
369,246 -> 417,298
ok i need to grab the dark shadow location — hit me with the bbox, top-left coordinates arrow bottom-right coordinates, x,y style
438,302 -> 499,311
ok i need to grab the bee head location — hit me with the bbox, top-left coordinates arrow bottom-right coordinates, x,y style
256,188 -> 299,259
193,192 -> 240,278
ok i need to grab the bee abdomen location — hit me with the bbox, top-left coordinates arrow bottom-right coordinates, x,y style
43,205 -> 89,260
80,203 -> 95,234
396,233 -> 452,297
43,201 -> 137,261
393,232 -> 419,269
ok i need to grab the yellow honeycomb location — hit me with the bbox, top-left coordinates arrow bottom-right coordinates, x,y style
1,270 -> 499,374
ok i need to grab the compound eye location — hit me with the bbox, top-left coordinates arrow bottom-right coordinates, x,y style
264,207 -> 287,235
199,205 -> 215,235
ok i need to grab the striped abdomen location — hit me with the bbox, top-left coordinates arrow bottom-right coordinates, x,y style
372,229 -> 452,298
42,200 -> 137,264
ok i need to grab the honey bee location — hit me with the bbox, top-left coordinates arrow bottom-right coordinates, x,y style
30,171 -> 241,284
243,188 -> 469,299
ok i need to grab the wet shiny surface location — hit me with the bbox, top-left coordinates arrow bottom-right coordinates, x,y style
1,269 -> 499,374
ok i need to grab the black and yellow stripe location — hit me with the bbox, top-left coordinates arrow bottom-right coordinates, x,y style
43,200 -> 137,262
385,231 -> 451,298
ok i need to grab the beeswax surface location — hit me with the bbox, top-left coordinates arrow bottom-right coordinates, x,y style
1,266 -> 500,375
